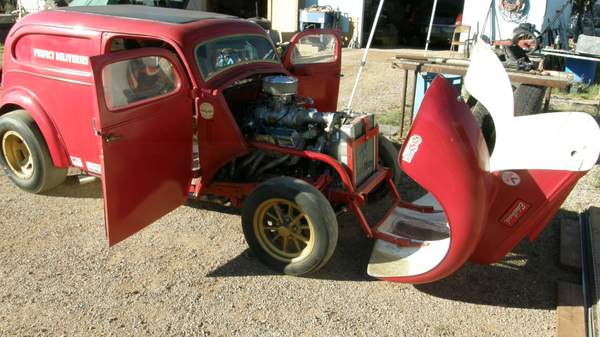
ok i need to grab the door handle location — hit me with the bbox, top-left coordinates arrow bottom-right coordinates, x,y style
92,118 -> 123,143
101,133 -> 123,143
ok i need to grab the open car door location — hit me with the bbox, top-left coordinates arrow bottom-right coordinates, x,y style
284,29 -> 342,112
89,48 -> 193,246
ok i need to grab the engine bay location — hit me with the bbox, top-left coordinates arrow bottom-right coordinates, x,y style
220,75 -> 378,185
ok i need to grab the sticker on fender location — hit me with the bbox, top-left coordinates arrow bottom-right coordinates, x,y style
402,135 -> 422,163
501,171 -> 521,186
500,199 -> 531,227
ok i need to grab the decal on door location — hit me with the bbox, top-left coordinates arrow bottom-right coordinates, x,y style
402,135 -> 422,164
499,199 -> 531,227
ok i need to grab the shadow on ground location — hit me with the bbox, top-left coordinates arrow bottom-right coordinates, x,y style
45,171 -> 581,309
208,207 -> 580,310
185,199 -> 241,215
416,209 -> 580,310
43,176 -> 103,199
206,208 -> 375,282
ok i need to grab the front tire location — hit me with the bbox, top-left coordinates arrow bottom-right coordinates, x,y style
0,110 -> 67,193
242,177 -> 338,275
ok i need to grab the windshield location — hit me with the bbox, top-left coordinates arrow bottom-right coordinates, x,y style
195,35 -> 279,80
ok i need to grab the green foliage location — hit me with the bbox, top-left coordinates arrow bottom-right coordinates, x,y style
378,105 -> 402,127
557,84 -> 600,101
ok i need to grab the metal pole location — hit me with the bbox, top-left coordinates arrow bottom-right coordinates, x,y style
346,0 -> 385,112
424,0 -> 439,56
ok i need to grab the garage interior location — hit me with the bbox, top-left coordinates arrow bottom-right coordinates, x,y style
206,0 -> 268,18
362,0 -> 464,49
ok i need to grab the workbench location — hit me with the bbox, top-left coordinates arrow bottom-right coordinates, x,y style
391,56 -> 573,140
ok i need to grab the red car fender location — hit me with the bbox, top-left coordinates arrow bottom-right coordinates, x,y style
470,169 -> 585,264
390,77 -> 494,283
0,86 -> 70,168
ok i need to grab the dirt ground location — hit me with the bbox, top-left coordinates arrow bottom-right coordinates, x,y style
0,49 -> 598,337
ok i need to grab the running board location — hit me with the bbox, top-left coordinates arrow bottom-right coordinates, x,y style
368,195 -> 451,280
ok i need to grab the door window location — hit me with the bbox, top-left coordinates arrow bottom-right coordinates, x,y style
102,56 -> 179,109
291,34 -> 338,65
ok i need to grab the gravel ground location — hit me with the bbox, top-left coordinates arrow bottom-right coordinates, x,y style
0,49 -> 598,337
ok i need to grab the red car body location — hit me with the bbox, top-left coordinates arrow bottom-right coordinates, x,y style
1,7 -> 350,245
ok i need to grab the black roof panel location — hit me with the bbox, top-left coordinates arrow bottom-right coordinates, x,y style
60,5 -> 234,24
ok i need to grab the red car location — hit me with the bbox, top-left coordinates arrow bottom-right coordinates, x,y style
0,6 -> 597,284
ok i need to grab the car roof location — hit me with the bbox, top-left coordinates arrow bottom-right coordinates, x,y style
15,6 -> 265,46
59,5 -> 233,24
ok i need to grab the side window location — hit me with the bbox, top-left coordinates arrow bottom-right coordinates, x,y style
291,34 -> 337,65
102,56 -> 179,109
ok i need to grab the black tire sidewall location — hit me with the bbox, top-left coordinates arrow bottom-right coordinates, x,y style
378,136 -> 401,185
472,84 -> 543,153
242,177 -> 338,275
0,112 -> 51,193
368,136 -> 401,202
513,84 -> 545,116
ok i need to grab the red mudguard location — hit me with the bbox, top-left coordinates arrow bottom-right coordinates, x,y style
384,77 -> 590,283
470,169 -> 584,263
386,77 -> 493,283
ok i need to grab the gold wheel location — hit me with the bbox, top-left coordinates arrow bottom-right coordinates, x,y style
253,198 -> 316,263
2,130 -> 34,180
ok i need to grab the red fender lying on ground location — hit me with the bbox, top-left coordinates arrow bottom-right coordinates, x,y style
368,40 -> 599,284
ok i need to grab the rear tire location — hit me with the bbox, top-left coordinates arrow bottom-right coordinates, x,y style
369,135 -> 401,203
513,84 -> 545,116
0,110 -> 67,193
472,102 -> 496,153
242,177 -> 338,275
472,84 -> 544,153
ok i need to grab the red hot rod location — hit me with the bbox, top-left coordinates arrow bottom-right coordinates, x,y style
0,6 -> 598,283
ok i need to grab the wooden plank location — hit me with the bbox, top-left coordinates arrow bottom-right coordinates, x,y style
544,88 -> 552,113
589,207 -> 600,337
402,69 -> 418,141
392,61 -> 571,88
590,207 -> 600,287
419,63 -> 570,88
398,68 -> 408,142
391,59 -> 421,71
560,218 -> 582,271
557,282 -> 585,337
392,59 -> 570,89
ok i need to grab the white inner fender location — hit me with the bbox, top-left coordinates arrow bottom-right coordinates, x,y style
465,39 -> 600,172
367,194 -> 450,279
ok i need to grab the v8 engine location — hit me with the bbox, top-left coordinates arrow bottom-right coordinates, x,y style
231,75 -> 378,186
240,76 -> 340,153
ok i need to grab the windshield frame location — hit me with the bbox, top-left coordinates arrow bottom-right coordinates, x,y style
194,33 -> 281,82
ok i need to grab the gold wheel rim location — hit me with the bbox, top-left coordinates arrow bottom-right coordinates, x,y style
253,198 -> 316,263
2,131 -> 34,179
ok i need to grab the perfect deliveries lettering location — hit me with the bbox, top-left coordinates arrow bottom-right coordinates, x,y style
33,48 -> 89,66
